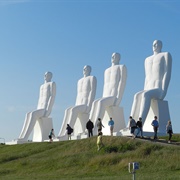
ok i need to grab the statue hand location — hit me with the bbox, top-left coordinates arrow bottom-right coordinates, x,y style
44,110 -> 50,117
114,98 -> 119,106
85,106 -> 90,113
159,91 -> 166,100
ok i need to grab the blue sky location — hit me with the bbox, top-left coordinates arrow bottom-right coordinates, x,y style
0,0 -> 179,142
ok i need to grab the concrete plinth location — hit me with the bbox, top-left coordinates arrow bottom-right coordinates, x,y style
95,106 -> 126,136
143,99 -> 170,133
33,117 -> 53,142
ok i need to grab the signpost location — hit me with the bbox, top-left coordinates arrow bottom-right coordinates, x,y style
128,162 -> 139,180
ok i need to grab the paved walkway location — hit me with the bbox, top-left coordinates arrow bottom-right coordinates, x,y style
131,136 -> 180,147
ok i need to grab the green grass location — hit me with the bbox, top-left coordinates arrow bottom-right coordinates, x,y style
0,135 -> 180,180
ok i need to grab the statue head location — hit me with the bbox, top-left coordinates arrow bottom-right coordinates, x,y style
152,40 -> 162,54
111,52 -> 120,65
83,65 -> 91,77
44,72 -> 53,82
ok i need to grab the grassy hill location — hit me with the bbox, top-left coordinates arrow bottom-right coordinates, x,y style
0,135 -> 180,180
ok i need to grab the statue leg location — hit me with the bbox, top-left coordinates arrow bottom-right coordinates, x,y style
20,109 -> 45,141
139,89 -> 162,122
89,99 -> 99,122
68,105 -> 86,128
58,107 -> 72,137
130,92 -> 143,121
95,97 -> 115,119
93,97 -> 115,132
19,112 -> 31,139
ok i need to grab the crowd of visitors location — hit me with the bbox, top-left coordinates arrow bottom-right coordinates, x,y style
128,115 -> 173,142
49,115 -> 173,147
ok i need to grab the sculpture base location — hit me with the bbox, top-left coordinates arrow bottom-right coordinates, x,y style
81,134 -> 88,139
119,128 -> 166,138
33,117 -> 53,142
143,99 -> 170,133
73,113 -> 89,136
71,135 -> 81,140
96,106 -> 126,136
6,139 -> 32,145
120,100 -> 170,137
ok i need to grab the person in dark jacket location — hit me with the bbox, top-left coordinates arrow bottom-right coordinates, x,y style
128,116 -> 137,139
66,124 -> 73,140
86,119 -> 94,137
136,117 -> 143,138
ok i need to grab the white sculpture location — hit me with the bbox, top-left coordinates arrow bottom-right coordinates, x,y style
130,40 -> 172,133
89,53 -> 127,135
58,65 -> 97,138
19,72 -> 56,141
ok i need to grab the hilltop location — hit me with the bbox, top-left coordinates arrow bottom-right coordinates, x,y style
0,135 -> 180,180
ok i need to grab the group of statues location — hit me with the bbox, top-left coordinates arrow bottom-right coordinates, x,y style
18,40 -> 172,142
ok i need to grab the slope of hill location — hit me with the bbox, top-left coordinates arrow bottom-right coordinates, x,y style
0,135 -> 180,180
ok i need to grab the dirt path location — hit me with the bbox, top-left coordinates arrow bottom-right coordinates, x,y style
132,136 -> 180,147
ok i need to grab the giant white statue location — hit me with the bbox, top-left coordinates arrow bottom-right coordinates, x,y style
58,65 -> 97,138
89,52 -> 127,135
130,40 -> 172,133
18,72 -> 56,142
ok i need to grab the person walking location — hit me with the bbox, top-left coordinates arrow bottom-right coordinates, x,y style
136,117 -> 143,138
49,128 -> 55,142
97,118 -> 104,133
166,120 -> 173,143
129,116 -> 137,139
97,131 -> 104,151
151,116 -> 159,140
108,117 -> 114,136
86,119 -> 94,137
66,124 -> 73,140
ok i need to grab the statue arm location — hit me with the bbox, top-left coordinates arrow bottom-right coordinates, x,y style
160,53 -> 172,99
44,82 -> 56,117
75,80 -> 81,105
86,76 -> 97,111
115,65 -> 127,106
144,58 -> 148,90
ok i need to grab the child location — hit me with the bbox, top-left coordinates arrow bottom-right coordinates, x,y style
97,131 -> 104,151
49,129 -> 55,142
166,120 -> 173,143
